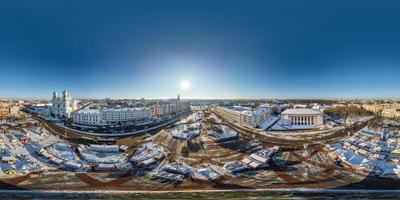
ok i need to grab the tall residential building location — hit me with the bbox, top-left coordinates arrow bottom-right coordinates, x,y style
51,90 -> 77,119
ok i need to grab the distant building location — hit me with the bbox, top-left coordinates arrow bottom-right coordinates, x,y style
311,104 -> 332,113
0,104 -> 19,118
73,107 -> 151,126
52,90 -> 77,119
27,103 -> 53,118
382,108 -> 400,118
260,104 -> 288,114
280,109 -> 323,127
0,107 -> 10,118
362,104 -> 384,114
150,94 -> 190,117
214,106 -> 271,128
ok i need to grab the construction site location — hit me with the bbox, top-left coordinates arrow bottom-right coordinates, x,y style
0,109 -> 399,191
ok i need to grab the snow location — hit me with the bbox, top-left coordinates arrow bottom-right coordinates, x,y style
281,109 -> 322,115
259,116 -> 280,130
170,123 -> 200,140
193,166 -> 223,181
130,143 -> 166,164
80,151 -> 128,163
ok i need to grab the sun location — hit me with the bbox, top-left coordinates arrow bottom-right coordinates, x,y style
180,80 -> 190,89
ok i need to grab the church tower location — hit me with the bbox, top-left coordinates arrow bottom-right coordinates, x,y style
177,94 -> 181,111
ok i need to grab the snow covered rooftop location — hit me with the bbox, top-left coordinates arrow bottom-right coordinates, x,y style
193,166 -> 223,181
130,143 -> 166,164
75,107 -> 149,114
241,108 -> 268,116
162,162 -> 193,175
102,107 -> 148,112
229,106 -> 250,112
281,109 -> 322,115
75,109 -> 100,114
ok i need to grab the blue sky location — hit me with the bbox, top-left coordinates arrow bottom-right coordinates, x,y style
1,0 -> 400,99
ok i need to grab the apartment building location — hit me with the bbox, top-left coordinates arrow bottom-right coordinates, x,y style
214,106 -> 271,128
150,95 -> 190,117
73,107 -> 151,126
382,108 -> 400,118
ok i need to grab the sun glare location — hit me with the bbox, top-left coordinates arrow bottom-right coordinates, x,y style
180,80 -> 190,89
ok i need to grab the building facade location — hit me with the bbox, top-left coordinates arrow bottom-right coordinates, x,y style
0,107 -> 10,119
72,107 -> 151,126
214,106 -> 242,124
100,108 -> 151,124
214,106 -> 271,128
72,109 -> 101,125
27,104 -> 52,118
0,104 -> 19,118
150,95 -> 190,117
280,109 -> 323,127
382,108 -> 400,118
362,104 -> 384,114
240,109 -> 270,128
52,90 -> 77,119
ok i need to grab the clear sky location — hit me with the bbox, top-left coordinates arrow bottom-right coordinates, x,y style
1,0 -> 400,99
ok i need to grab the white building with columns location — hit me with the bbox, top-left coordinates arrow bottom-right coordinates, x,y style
280,109 -> 323,128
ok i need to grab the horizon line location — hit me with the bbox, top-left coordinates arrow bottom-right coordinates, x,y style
1,96 -> 400,101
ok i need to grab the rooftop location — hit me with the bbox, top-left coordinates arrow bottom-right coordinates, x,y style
241,108 -> 268,116
75,109 -> 100,114
227,106 -> 251,112
75,107 -> 149,114
102,107 -> 149,112
223,106 -> 268,116
281,108 -> 322,115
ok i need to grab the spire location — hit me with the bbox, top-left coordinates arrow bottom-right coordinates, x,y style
63,89 -> 68,97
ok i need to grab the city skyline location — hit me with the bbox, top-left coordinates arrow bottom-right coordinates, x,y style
2,1 -> 400,198
1,0 -> 400,99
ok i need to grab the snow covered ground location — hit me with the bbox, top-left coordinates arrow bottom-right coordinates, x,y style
0,127 -> 58,177
79,148 -> 129,164
169,123 -> 201,140
178,112 -> 203,124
